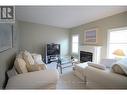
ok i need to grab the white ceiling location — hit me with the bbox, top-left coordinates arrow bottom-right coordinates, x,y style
16,6 -> 127,28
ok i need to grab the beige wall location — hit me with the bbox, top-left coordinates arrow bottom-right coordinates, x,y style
69,12 -> 127,59
18,21 -> 69,56
0,22 -> 19,88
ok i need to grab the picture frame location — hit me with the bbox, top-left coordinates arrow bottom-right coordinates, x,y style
84,28 -> 97,44
0,24 -> 13,52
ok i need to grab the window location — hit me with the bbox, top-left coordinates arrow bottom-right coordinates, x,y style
107,27 -> 127,58
72,35 -> 79,54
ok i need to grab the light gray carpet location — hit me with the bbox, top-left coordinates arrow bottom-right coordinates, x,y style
47,62 -> 86,89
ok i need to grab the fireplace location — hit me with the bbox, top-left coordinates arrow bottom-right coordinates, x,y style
80,51 -> 93,63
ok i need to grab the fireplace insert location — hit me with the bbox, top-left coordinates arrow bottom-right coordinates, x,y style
80,51 -> 93,63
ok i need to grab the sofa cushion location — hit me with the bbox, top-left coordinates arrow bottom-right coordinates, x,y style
88,63 -> 106,70
14,58 -> 28,74
6,69 -> 59,89
23,50 -> 34,65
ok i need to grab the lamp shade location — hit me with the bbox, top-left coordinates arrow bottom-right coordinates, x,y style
113,49 -> 125,56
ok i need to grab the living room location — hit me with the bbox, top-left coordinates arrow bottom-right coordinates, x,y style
0,6 -> 127,90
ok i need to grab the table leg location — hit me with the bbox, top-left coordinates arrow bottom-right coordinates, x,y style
56,63 -> 58,69
60,65 -> 62,74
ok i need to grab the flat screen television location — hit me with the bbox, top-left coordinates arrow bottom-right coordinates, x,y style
47,43 -> 60,56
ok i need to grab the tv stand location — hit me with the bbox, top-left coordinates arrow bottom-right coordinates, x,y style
46,55 -> 60,64
44,43 -> 60,64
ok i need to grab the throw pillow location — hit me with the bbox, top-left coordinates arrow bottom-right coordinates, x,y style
23,50 -> 34,65
31,53 -> 44,64
38,64 -> 47,70
111,62 -> 127,76
88,63 -> 106,70
14,58 -> 28,74
26,64 -> 42,72
111,64 -> 125,75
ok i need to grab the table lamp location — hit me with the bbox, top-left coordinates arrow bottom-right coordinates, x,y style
112,49 -> 125,59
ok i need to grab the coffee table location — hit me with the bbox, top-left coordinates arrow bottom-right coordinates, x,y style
56,56 -> 73,74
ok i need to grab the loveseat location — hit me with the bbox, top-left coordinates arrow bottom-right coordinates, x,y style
85,66 -> 127,89
6,50 -> 59,89
73,59 -> 127,89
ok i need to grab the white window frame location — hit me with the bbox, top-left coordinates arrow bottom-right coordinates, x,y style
72,34 -> 79,54
107,27 -> 127,58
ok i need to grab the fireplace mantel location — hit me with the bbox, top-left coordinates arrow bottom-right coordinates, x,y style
79,45 -> 101,64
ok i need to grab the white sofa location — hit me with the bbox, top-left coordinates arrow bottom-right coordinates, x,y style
73,59 -> 127,89
6,51 -> 59,89
85,66 -> 127,89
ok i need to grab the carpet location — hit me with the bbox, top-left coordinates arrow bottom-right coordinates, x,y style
47,62 -> 86,89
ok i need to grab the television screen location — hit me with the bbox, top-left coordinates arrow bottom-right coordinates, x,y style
47,44 -> 60,55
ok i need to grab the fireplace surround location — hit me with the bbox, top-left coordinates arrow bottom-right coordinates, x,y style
79,45 -> 101,64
